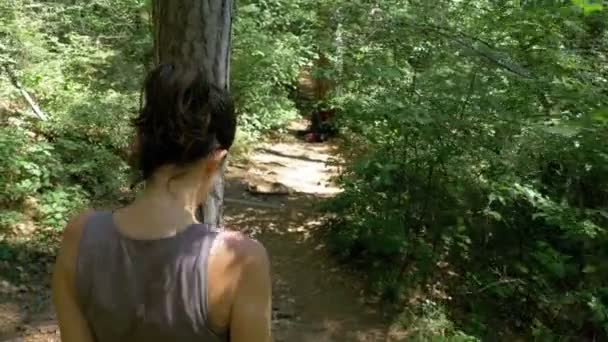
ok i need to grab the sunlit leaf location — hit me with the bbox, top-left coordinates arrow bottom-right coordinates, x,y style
591,108 -> 608,123
571,0 -> 604,14
541,125 -> 581,137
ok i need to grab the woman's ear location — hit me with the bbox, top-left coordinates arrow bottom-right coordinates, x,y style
205,149 -> 228,175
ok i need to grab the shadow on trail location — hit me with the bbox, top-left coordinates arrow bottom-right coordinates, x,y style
0,239 -> 57,341
225,205 -> 388,341
257,147 -> 330,164
0,241 -> 54,284
223,155 -> 388,341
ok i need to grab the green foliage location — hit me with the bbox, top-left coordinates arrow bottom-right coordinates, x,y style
37,187 -> 88,229
0,126 -> 90,231
572,0 -> 604,14
0,128 -> 56,203
393,300 -> 481,342
322,0 -> 608,340
0,0 -> 148,237
0,0 -> 320,236
232,0 -> 317,135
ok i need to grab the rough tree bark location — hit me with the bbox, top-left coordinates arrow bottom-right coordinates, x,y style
152,0 -> 233,225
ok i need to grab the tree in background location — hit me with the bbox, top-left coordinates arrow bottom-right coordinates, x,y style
152,0 -> 233,225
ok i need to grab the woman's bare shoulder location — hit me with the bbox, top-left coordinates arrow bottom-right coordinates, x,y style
212,230 -> 268,262
205,230 -> 271,332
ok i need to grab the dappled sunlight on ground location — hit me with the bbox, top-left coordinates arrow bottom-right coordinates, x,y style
249,142 -> 342,196
223,138 -> 389,341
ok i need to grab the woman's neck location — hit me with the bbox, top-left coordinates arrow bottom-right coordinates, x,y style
114,169 -> 210,240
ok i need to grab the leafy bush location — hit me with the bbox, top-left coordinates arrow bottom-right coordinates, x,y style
0,127 -> 57,204
392,299 -> 481,342
323,1 -> 608,339
0,0 -> 148,235
232,0 -> 317,135
0,126 -> 90,232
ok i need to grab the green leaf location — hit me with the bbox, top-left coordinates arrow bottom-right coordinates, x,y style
541,125 -> 580,137
239,4 -> 260,14
591,108 -> 608,123
484,209 -> 503,221
582,265 -> 597,274
532,212 -> 547,220
571,0 -> 604,14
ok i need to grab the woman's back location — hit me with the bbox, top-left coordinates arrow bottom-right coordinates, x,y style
75,211 -> 227,342
52,63 -> 272,342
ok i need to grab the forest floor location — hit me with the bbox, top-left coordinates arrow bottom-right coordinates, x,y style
0,121 -> 401,342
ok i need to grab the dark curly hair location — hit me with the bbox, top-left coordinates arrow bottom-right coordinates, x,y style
132,62 -> 236,180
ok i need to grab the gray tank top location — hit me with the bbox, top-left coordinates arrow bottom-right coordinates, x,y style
75,211 -> 229,342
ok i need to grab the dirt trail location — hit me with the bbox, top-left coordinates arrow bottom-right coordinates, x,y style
0,123 -> 390,342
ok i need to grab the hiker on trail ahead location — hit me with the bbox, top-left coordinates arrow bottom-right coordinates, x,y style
51,63 -> 272,342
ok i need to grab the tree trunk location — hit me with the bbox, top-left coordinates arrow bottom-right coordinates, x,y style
153,0 -> 233,225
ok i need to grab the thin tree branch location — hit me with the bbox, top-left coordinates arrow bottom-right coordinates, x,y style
459,69 -> 477,120
224,197 -> 285,209
463,278 -> 525,295
394,20 -> 534,79
2,64 -> 48,121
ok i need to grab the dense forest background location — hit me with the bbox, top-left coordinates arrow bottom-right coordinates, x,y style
1,0 -> 608,340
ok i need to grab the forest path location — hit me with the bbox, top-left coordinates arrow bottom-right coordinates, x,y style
224,121 -> 389,341
0,121 -> 391,342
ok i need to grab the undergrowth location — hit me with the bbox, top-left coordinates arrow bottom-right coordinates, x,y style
322,1 -> 608,340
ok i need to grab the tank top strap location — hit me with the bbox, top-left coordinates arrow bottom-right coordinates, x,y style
195,224 -> 219,328
75,210 -> 117,312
